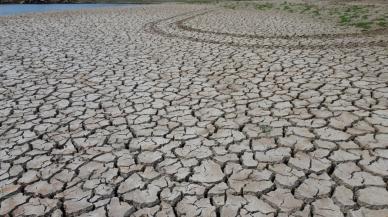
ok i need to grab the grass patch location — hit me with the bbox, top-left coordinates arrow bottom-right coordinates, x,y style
333,5 -> 387,30
259,125 -> 272,134
275,2 -> 388,30
282,5 -> 292,12
377,21 -> 387,27
354,21 -> 372,30
376,17 -> 387,27
278,2 -> 318,14
339,14 -> 351,24
334,5 -> 369,25
236,1 -> 387,31
255,3 -> 273,11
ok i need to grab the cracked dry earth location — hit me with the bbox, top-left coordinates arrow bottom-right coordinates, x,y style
1,3 -> 388,217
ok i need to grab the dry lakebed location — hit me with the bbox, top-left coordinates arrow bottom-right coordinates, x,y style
1,1 -> 388,216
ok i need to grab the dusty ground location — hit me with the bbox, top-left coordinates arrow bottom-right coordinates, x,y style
1,2 -> 388,217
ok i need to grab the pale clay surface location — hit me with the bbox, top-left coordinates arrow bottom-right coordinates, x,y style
1,3 -> 388,217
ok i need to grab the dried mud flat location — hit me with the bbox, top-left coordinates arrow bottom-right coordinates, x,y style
1,3 -> 388,217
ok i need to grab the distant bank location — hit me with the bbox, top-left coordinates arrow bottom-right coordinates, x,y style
0,0 -> 170,3
0,3 -> 139,16
0,0 -> 216,4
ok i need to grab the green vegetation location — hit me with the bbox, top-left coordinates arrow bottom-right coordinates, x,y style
336,5 -> 369,26
250,1 -> 388,31
279,2 -> 318,14
339,14 -> 351,24
354,21 -> 372,29
255,3 -> 273,10
259,125 -> 272,134
300,4 -> 313,13
330,5 -> 385,30
376,17 -> 387,27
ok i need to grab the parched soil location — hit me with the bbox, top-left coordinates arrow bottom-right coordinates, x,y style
0,3 -> 388,217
